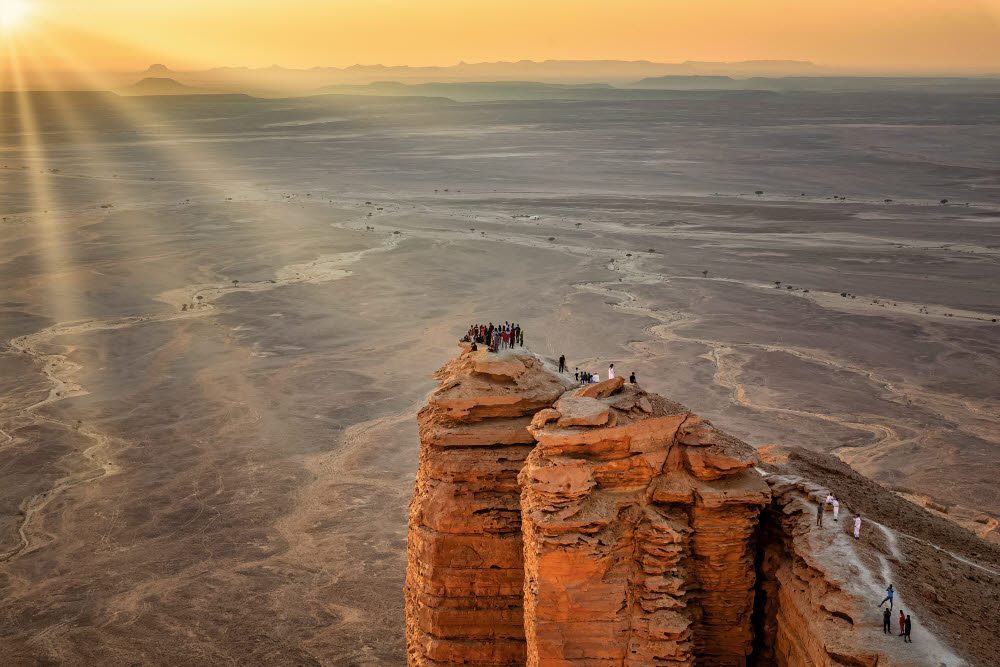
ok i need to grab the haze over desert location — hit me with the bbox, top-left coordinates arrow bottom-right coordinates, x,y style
2,2 -> 1000,665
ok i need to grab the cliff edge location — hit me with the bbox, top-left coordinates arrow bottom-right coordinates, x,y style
405,348 -> 999,666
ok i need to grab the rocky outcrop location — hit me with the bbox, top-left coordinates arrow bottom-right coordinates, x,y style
752,472 -> 883,667
405,348 -> 574,665
406,349 -> 991,666
406,350 -> 768,665
520,383 -> 769,666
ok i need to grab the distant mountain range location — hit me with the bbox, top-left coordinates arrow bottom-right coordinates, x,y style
309,80 -> 776,103
8,59 -> 998,97
121,59 -> 827,95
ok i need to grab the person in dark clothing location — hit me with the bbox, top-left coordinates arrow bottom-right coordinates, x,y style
816,500 -> 823,527
470,342 -> 478,352
559,355 -> 566,373
903,615 -> 912,642
575,368 -> 580,382
882,608 -> 891,634
629,372 -> 636,385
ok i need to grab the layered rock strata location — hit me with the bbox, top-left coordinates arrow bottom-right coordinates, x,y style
405,350 -> 575,665
520,378 -> 769,666
407,349 -> 987,666
406,349 -> 769,666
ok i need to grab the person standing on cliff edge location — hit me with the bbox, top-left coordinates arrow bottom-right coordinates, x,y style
883,608 -> 892,634
559,355 -> 566,373
816,500 -> 824,527
608,364 -> 615,379
854,515 -> 862,539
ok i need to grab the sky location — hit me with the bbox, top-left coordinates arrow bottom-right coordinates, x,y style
3,0 -> 1000,73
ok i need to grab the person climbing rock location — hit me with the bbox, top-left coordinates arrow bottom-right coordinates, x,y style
903,615 -> 912,643
879,584 -> 894,610
898,610 -> 905,636
883,608 -> 892,634
559,355 -> 566,373
854,515 -> 862,539
816,500 -> 824,527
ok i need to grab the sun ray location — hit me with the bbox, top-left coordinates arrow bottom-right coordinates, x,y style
0,0 -> 34,35
32,30 -> 267,204
3,36 -> 80,323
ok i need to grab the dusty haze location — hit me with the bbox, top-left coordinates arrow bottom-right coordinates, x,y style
1,87 -> 999,663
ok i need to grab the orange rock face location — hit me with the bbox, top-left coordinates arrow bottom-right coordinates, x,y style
520,390 -> 769,666
407,351 -> 771,666
407,349 -> 982,667
405,350 -> 575,666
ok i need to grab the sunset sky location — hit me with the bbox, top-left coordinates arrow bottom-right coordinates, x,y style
3,0 -> 1000,73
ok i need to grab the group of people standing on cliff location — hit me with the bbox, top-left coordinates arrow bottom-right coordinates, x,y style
463,322 -> 523,353
557,356 -> 636,386
816,495 -> 914,643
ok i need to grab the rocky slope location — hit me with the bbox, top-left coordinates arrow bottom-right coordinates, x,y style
406,347 -> 998,666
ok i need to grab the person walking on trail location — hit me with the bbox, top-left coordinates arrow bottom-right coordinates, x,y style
574,368 -> 580,382
608,364 -> 615,379
882,608 -> 892,634
826,494 -> 840,522
898,610 -> 905,636
879,585 -> 894,610
816,501 -> 824,527
629,372 -> 636,385
854,515 -> 862,539
559,355 -> 566,373
903,615 -> 912,643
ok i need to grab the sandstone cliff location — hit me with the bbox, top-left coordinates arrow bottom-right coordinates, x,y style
520,378 -> 768,665
406,348 -> 999,667
405,351 -> 575,665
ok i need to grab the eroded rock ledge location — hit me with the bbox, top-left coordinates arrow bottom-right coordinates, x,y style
405,349 -> 987,666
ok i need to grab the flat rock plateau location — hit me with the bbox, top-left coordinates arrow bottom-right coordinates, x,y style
1,89 -> 999,665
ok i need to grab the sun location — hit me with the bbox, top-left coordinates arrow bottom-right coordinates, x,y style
0,0 -> 34,34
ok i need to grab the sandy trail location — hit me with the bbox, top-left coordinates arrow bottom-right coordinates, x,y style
761,471 -> 967,666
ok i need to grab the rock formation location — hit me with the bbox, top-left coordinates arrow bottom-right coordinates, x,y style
406,347 -> 997,667
520,378 -> 768,665
405,352 -> 574,665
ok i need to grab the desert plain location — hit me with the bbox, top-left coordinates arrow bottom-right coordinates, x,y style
1,88 -> 999,664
